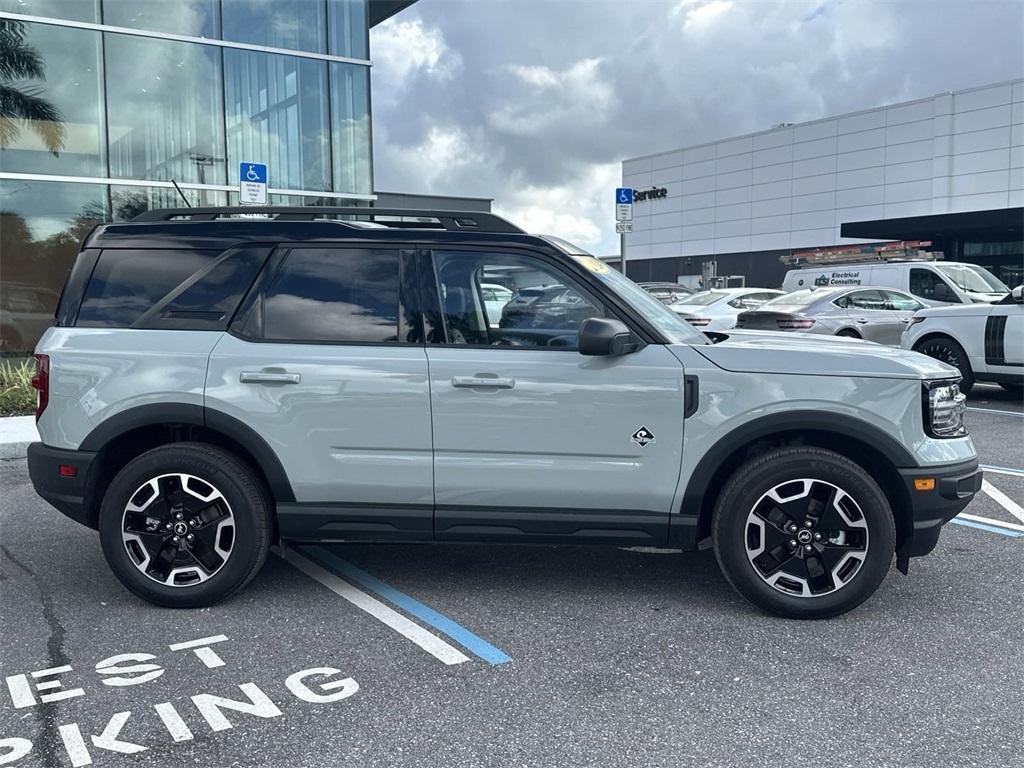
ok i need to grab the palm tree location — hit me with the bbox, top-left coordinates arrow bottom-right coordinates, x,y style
0,18 -> 65,155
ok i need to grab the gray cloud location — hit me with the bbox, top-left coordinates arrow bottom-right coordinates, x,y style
370,0 -> 1024,254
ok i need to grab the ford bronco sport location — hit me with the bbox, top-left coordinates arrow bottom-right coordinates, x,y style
28,207 -> 982,618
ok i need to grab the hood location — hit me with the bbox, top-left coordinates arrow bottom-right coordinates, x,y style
689,329 -> 958,380
916,302 -> 996,319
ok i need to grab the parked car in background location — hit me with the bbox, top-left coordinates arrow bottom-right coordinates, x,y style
902,285 -> 1023,395
782,260 -> 1008,305
480,282 -> 513,326
638,282 -> 694,305
736,286 -> 927,345
669,288 -> 784,331
0,283 -> 60,353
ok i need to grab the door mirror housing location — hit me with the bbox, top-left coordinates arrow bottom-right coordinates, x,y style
578,317 -> 641,356
1011,285 -> 1023,303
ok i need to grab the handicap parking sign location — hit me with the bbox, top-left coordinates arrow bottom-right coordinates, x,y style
239,162 -> 268,205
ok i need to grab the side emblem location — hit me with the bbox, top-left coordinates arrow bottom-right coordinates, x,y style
631,426 -> 655,448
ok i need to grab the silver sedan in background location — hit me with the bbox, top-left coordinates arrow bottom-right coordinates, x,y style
735,286 -> 928,345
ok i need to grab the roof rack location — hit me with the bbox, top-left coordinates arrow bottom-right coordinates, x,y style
130,206 -> 526,234
781,240 -> 939,267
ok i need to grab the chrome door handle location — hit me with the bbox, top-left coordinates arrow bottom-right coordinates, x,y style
451,375 -> 515,389
899,318 -> 911,323
240,371 -> 301,384
856,318 -> 870,324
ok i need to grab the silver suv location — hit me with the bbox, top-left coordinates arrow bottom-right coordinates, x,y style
28,207 -> 981,619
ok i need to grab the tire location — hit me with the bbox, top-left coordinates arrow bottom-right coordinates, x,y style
712,447 -> 895,619
914,335 -> 974,395
99,442 -> 271,608
836,329 -> 860,338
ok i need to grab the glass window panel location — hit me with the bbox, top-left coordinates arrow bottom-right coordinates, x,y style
0,20 -> 105,176
222,0 -> 327,53
224,50 -> 330,193
330,63 -> 371,195
260,248 -> 400,343
110,186 -> 226,220
8,0 -> 99,22
102,0 -> 219,38
104,33 -> 226,184
328,0 -> 368,59
0,180 -> 108,351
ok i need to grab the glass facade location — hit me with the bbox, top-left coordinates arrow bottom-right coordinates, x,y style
0,1 -> 373,351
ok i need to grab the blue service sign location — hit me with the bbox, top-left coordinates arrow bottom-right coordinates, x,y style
240,162 -> 268,184
615,187 -> 633,204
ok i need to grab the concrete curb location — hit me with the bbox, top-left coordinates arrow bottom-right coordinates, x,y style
0,416 -> 38,460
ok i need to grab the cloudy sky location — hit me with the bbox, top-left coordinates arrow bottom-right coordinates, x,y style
369,0 -> 1024,255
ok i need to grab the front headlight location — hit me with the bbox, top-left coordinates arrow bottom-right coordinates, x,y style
923,379 -> 967,438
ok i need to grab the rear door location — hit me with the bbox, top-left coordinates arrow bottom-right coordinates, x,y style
844,289 -> 901,344
421,247 -> 686,545
882,290 -> 926,343
206,244 -> 434,540
985,300 -> 1024,369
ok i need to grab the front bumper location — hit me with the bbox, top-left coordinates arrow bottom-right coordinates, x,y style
899,458 -> 982,559
27,442 -> 99,530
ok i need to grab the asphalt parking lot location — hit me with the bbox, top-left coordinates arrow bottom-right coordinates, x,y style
1,384 -> 1021,768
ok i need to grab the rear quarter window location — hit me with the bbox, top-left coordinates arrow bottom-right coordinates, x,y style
76,247 -> 269,330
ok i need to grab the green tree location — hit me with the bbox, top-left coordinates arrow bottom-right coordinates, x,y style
0,18 -> 65,155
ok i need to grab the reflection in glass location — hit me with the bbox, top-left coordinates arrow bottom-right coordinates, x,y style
0,20 -> 105,176
0,180 -> 108,351
225,50 -> 330,192
9,0 -> 99,23
102,0 -> 219,38
328,0 -> 368,59
110,186 -> 226,221
222,0 -> 326,53
330,63 -> 371,195
105,33 -> 225,184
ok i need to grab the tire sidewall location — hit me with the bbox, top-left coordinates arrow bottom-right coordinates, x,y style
916,336 -> 974,393
714,450 -> 895,619
99,444 -> 270,608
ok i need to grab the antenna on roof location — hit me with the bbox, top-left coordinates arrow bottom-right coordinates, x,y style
170,180 -> 191,208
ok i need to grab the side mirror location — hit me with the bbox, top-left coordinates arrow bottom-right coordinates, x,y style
578,317 -> 641,356
1012,285 -> 1023,303
932,282 -> 952,301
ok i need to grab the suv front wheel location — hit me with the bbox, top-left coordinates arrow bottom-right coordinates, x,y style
712,447 -> 895,619
99,443 -> 271,608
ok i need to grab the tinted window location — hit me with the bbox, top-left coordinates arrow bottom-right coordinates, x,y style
432,251 -> 603,349
261,248 -> 400,343
77,248 -> 266,329
846,290 -> 887,310
910,268 -> 959,302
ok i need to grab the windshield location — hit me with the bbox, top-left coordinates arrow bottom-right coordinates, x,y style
758,289 -> 832,311
673,291 -> 729,307
571,257 -> 708,344
934,263 -> 1009,294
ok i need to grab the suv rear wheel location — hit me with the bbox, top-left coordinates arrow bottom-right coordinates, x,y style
99,443 -> 271,608
712,447 -> 895,619
914,336 -> 974,394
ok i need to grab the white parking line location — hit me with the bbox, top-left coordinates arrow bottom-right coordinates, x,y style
278,548 -> 471,666
981,464 -> 1024,478
967,407 -> 1024,418
981,480 -> 1024,525
957,512 -> 1024,534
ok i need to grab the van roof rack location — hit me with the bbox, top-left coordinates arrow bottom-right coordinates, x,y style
130,206 -> 526,234
781,240 -> 940,267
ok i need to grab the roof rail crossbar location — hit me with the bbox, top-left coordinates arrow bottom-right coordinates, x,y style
130,206 -> 525,234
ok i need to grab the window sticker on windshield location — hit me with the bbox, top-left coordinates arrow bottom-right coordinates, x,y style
577,256 -> 610,274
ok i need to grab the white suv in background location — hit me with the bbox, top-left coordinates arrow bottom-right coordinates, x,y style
903,285 -> 1024,395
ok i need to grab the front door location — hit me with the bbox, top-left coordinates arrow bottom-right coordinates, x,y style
206,245 -> 434,539
882,290 -> 927,346
421,247 -> 687,545
844,289 -> 902,344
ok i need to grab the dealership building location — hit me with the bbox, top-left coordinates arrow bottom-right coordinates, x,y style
621,79 -> 1024,290
0,0 -> 494,352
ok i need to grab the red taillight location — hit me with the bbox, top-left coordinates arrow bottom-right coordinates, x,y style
31,354 -> 49,422
59,464 -> 78,477
686,317 -> 711,327
777,318 -> 815,330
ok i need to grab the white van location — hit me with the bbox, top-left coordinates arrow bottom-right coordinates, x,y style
782,260 -> 1009,305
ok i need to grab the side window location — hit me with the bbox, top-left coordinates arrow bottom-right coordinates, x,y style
259,247 -> 402,343
909,268 -> 957,302
884,290 -> 924,312
430,250 -> 604,349
846,290 -> 887,311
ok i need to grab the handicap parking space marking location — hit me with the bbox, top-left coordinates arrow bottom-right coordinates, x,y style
980,464 -> 1024,478
276,547 -> 472,666
299,546 -> 512,666
950,516 -> 1024,537
950,471 -> 1024,537
980,479 -> 1024,525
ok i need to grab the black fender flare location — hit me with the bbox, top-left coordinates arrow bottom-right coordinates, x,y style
79,403 -> 295,502
670,410 -> 917,548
